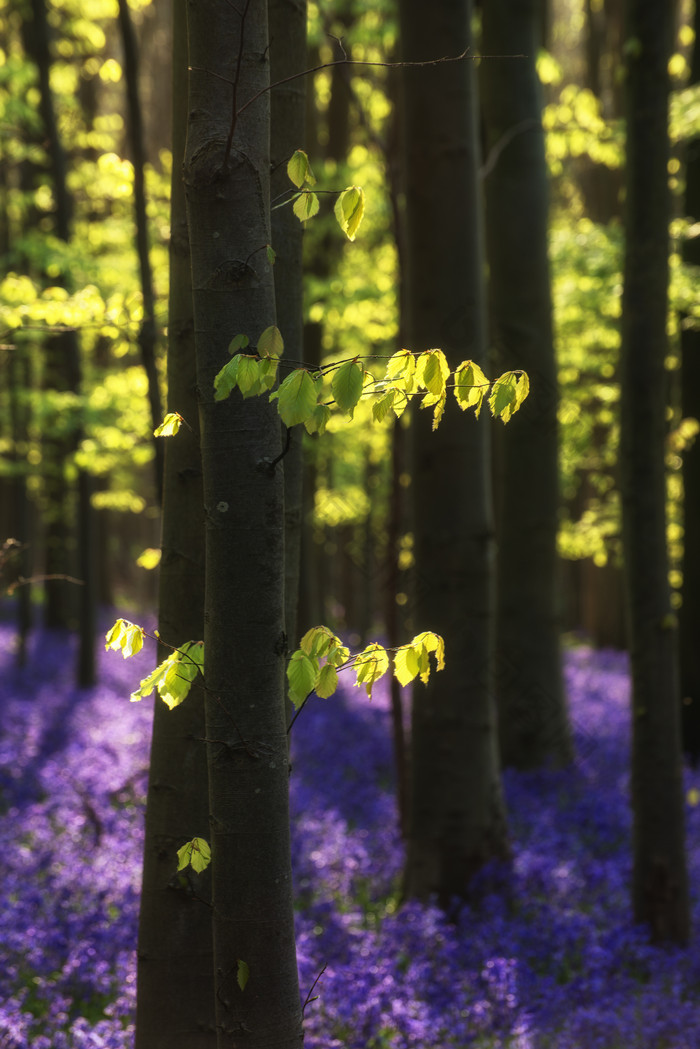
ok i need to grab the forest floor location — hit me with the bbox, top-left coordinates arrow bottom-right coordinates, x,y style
1,617 -> 700,1048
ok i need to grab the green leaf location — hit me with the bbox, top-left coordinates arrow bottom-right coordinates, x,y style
236,355 -> 262,398
394,644 -> 421,687
105,618 -> 144,659
266,245 -> 276,266
334,185 -> 365,241
154,412 -> 182,437
417,350 -> 449,397
176,837 -> 211,874
228,333 -> 249,354
304,402 -> 332,435
237,959 -> 250,992
287,649 -> 318,708
490,370 -> 529,423
257,324 -> 284,358
214,355 -> 241,401
316,662 -> 339,698
453,360 -> 489,417
258,356 -> 279,392
353,642 -> 389,700
301,625 -> 340,659
372,389 -> 396,423
287,149 -> 315,189
411,631 -> 446,683
275,369 -> 319,427
130,641 -> 204,709
331,360 -> 364,415
489,371 -> 518,420
293,191 -> 320,222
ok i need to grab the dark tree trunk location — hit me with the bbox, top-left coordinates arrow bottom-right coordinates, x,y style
680,1 -> 700,763
620,0 -> 690,945
134,3 -> 216,1045
185,0 -> 302,1043
480,0 -> 572,769
117,0 -> 164,506
28,0 -> 95,684
269,0 -> 307,657
400,0 -> 509,906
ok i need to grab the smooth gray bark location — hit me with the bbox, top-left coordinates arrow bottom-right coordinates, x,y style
400,0 -> 509,905
134,2 -> 216,1044
480,0 -> 571,769
620,0 -> 690,944
185,0 -> 303,1042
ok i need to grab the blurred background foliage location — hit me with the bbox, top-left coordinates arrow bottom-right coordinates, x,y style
0,0 -> 698,648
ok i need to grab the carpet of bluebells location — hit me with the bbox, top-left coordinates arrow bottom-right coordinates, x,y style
2,617 -> 700,1049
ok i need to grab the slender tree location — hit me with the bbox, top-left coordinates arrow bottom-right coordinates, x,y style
620,0 -> 689,944
680,1 -> 700,763
117,0 -> 164,506
480,0 -> 572,769
269,0 -> 307,655
134,2 -> 216,1045
185,0 -> 303,1042
400,0 -> 509,905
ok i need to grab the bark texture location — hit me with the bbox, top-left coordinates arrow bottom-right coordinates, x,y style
480,0 -> 571,769
135,2 -> 216,1044
620,0 -> 690,944
400,0 -> 509,905
185,0 -> 303,1042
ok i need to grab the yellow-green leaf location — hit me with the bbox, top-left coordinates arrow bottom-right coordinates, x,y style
353,642 -> 389,700
411,631 -> 446,683
490,370 -> 529,423
334,185 -> 365,241
287,149 -> 315,189
237,355 -> 262,397
304,402 -> 332,435
331,360 -> 364,415
257,325 -> 284,358
274,369 -> 319,427
287,649 -> 318,708
417,350 -> 449,397
154,412 -> 183,437
105,618 -> 144,659
394,644 -> 421,687
214,355 -> 241,401
372,389 -> 396,423
177,836 -> 211,874
293,191 -> 320,222
229,333 -> 249,354
453,360 -> 488,417
316,662 -> 339,698
386,349 -> 416,393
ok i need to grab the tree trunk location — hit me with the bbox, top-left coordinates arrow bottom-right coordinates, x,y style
400,0 -> 509,906
134,2 -> 216,1044
269,0 -> 307,657
680,1 -> 700,763
620,0 -> 690,945
185,0 -> 303,1043
117,0 -> 165,506
480,0 -> 572,769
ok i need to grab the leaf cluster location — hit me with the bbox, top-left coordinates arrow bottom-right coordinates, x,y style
287,625 -> 445,707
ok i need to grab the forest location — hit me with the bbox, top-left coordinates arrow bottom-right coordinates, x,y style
1,0 -> 700,1046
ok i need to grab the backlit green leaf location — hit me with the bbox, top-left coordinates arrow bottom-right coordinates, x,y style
372,389 -> 396,422
304,402 -> 332,435
394,644 -> 421,687
454,360 -> 488,417
417,350 -> 449,397
105,618 -> 144,658
287,149 -> 315,189
275,369 -> 319,427
154,412 -> 182,437
236,355 -> 262,397
257,324 -> 284,358
287,649 -> 318,708
177,836 -> 211,874
331,360 -> 364,415
214,355 -> 241,401
334,185 -> 365,241
490,370 -> 529,423
316,662 -> 339,698
293,191 -> 320,222
353,642 -> 389,700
